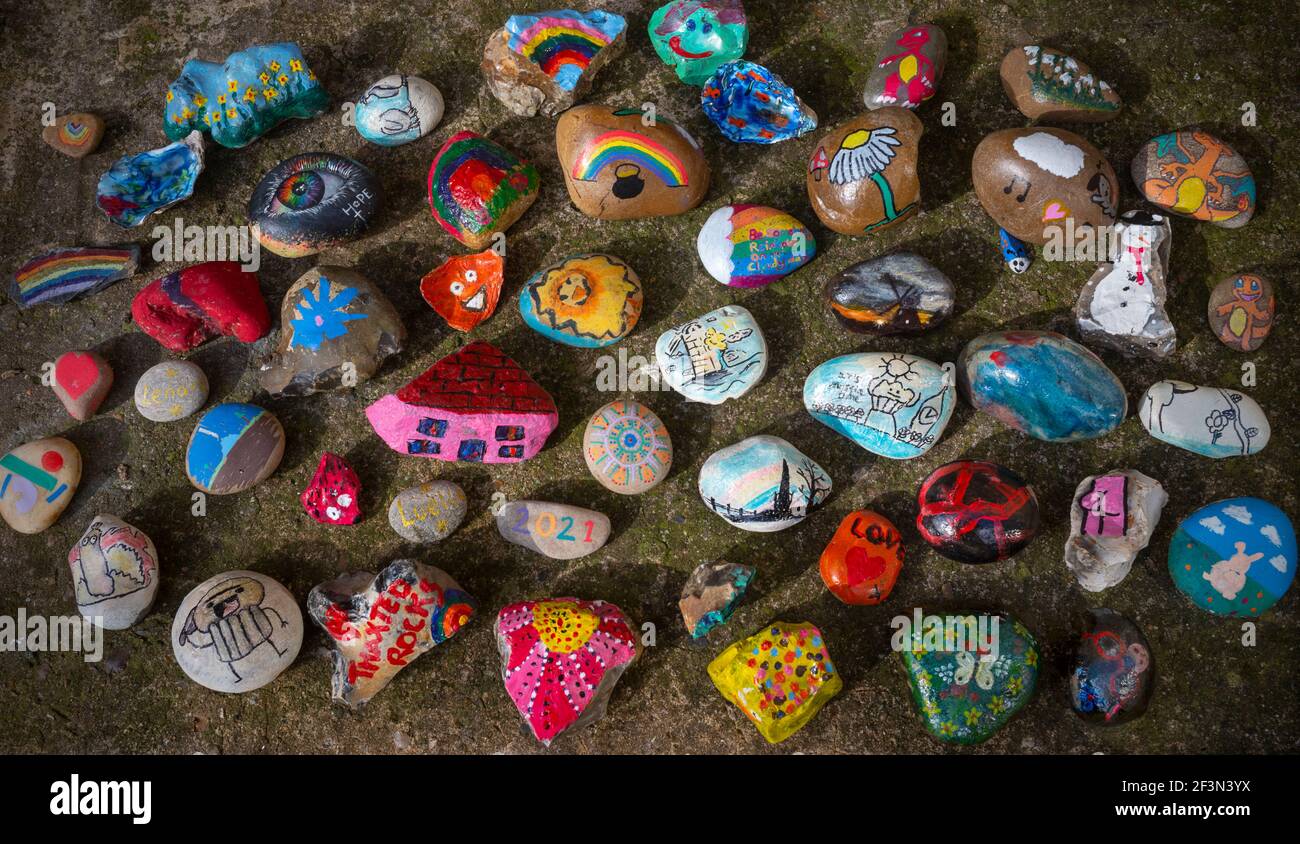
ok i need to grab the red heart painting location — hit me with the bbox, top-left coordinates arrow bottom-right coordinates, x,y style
55,352 -> 101,400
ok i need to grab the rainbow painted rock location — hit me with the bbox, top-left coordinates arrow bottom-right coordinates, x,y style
1132,129 -> 1255,228
420,249 -> 504,332
355,74 -> 443,146
697,204 -> 815,287
185,403 -> 285,495
648,0 -> 748,86
495,598 -> 639,745
656,304 -> 767,404
427,132 -> 539,249
1170,498 -> 1295,617
819,510 -> 903,605
0,437 -> 81,534
1209,272 -> 1274,352
308,559 -> 475,709
519,253 -> 642,347
863,24 -> 946,109
701,60 -> 817,143
917,460 -> 1040,564
51,350 -> 113,421
366,341 -> 558,463
1138,380 -> 1269,458
583,399 -> 672,494
68,515 -> 159,630
807,108 -> 922,235
43,112 -> 104,158
132,262 -> 270,353
300,452 -> 361,526
9,245 -> 139,309
96,131 -> 204,228
679,560 -> 753,639
1071,608 -> 1153,725
496,500 -> 611,560
1000,46 -> 1121,123
249,153 -> 381,257
708,621 -> 841,743
699,435 -> 831,533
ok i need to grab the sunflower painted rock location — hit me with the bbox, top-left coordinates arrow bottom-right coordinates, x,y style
807,108 -> 921,235
519,253 -> 642,348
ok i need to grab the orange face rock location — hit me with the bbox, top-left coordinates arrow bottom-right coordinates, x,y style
420,249 -> 504,332
818,510 -> 903,605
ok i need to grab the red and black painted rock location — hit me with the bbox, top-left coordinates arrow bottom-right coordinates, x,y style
1070,608 -> 1154,725
916,460 -> 1040,563
131,261 -> 271,353
301,452 -> 361,525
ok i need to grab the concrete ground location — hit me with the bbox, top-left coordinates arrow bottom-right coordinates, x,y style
0,0 -> 1296,754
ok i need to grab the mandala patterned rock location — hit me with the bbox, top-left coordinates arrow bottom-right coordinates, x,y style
43,112 -> 105,158
863,24 -> 946,110
679,560 -> 753,639
8,245 -> 139,309
134,360 -> 208,422
300,452 -> 361,526
249,153 -> 381,257
699,435 -> 831,533
68,515 -> 158,630
807,108 -> 922,234
999,227 -> 1032,273
1065,469 -> 1167,592
185,403 -> 285,495
819,510 -> 903,605
1132,129 -> 1255,228
1000,46 -> 1121,122
519,253 -> 642,347
428,132 -> 540,249
0,437 -> 80,534
1209,272 -> 1274,352
656,304 -> 767,404
496,500 -> 611,560
96,131 -> 204,228
1071,608 -> 1154,725
132,262 -> 271,353
387,481 -> 467,543
648,0 -> 748,86
51,350 -> 113,421
823,252 -> 953,335
495,598 -> 639,745
1076,210 -> 1175,358
420,249 -> 504,332
1139,380 -> 1269,458
917,460 -> 1040,564
701,60 -> 817,143
583,399 -> 673,494
696,204 -> 815,287
354,74 -> 443,146
1169,497 -> 1296,618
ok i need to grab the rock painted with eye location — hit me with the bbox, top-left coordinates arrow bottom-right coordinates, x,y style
420,249 -> 504,332
999,228 -> 1031,273
427,132 -> 539,249
823,252 -> 953,335
0,437 -> 81,535
354,74 -> 443,146
132,262 -> 270,353
96,131 -> 205,228
68,515 -> 159,629
583,399 -> 673,494
807,108 -> 922,235
1208,272 -> 1274,352
9,245 -> 139,309
697,204 -> 815,287
1000,46 -> 1121,123
249,153 -> 381,258
1139,380 -> 1269,458
699,435 -> 831,533
656,304 -> 767,404
519,253 -> 642,348
917,460 -> 1040,564
648,0 -> 748,86
1132,129 -> 1255,228
1076,210 -> 1175,359
701,60 -> 817,143
1071,609 -> 1153,725
1169,497 -> 1295,618
186,403 -> 285,495
863,24 -> 946,110
300,452 -> 361,526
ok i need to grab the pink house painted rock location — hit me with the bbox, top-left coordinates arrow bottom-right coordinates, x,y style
365,341 -> 558,463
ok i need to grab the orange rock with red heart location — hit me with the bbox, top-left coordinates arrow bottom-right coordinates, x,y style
420,249 -> 504,332
51,350 -> 113,421
818,509 -> 903,605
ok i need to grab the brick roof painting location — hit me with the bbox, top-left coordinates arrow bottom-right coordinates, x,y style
396,341 -> 557,415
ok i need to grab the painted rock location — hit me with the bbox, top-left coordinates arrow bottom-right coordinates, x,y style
172,570 -> 302,693
132,262 -> 270,353
9,245 -> 139,309
96,131 -> 204,228
699,435 -> 831,533
496,598 -> 638,745
68,515 -> 158,629
387,480 -> 467,543
259,266 -> 405,397
164,42 -> 327,148
708,621 -> 840,743
428,132 -> 539,249
807,108 -> 921,235
1169,497 -> 1296,617
354,74 -> 443,146
365,341 -> 558,463
1139,380 -> 1269,458
999,227 -> 1032,273
958,330 -> 1127,442
134,360 -> 208,422
1071,608 -> 1153,725
823,252 -> 953,335
1209,272 -> 1274,352
483,9 -> 628,118
864,24 -> 946,110
185,403 -> 285,495
917,460 -> 1040,564
557,104 -> 709,219
583,399 -> 672,494
1065,469 -> 1167,592
679,560 -> 753,639
51,350 -> 113,421
300,452 -> 361,526
1076,210 -> 1175,358
972,127 -> 1118,245
819,510 -> 903,605
518,253 -> 642,347
0,438 -> 80,534
308,559 -> 475,709
1132,129 -> 1255,228
649,0 -> 748,86
43,112 -> 105,158
1000,46 -> 1121,123
656,304 -> 766,404
900,612 -> 1039,744
496,500 -> 611,560
420,249 -> 504,332
249,153 -> 381,258
697,204 -> 815,287
701,60 -> 817,143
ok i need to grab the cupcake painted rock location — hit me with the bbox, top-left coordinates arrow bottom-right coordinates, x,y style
96,131 -> 204,228
308,559 -> 475,709
823,252 -> 953,335
900,612 -> 1038,744
701,60 -> 817,143
1065,469 -> 1167,592
134,360 -> 208,422
1132,129 -> 1255,228
249,153 -> 381,258
519,253 -> 642,347
557,104 -> 709,219
699,435 -> 831,533
959,330 -> 1126,442
186,403 -> 285,495
43,112 -> 105,158
387,480 -> 467,543
917,460 -> 1040,564
259,266 -> 405,397
51,350 -> 113,421
656,304 -> 766,404
708,621 -> 841,743
679,560 -> 753,639
300,452 -> 361,526
583,399 -> 672,494
68,515 -> 158,630
999,227 -> 1032,273
1076,210 -> 1175,359
1209,272 -> 1274,352
1071,608 -> 1153,725
1169,497 -> 1295,617
697,204 -> 815,287
804,353 -> 955,459
972,127 -> 1118,245
483,9 -> 628,118
132,262 -> 270,353
863,24 -> 946,110
807,108 -> 921,234
0,437 -> 80,534
366,342 -> 557,463
428,132 -> 539,249
354,74 -> 443,146
649,0 -> 748,86
1139,381 -> 1269,458
173,570 -> 302,693
497,500 -> 611,560
1000,46 -> 1121,123
9,245 -> 139,309
819,509 -> 903,605
420,249 -> 504,332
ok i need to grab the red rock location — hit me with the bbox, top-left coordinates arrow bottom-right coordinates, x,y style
420,249 -> 504,332
818,510 -> 903,604
51,350 -> 113,421
300,452 -> 361,525
131,262 -> 270,352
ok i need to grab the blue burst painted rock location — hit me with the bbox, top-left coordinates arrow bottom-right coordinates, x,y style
804,352 -> 955,459
1169,497 -> 1295,617
96,132 -> 205,228
355,74 -> 444,146
700,60 -> 817,143
958,330 -> 1126,442
656,304 -> 766,404
699,435 -> 830,532
1138,380 -> 1269,458
186,403 -> 285,495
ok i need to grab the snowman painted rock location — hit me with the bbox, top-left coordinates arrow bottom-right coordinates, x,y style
1139,381 -> 1269,458
68,515 -> 159,629
656,304 -> 766,404
1076,210 -> 1175,359
1169,497 -> 1295,617
354,74 -> 443,146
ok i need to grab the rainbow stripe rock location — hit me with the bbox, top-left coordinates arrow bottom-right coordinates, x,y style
9,245 -> 139,308
505,9 -> 627,91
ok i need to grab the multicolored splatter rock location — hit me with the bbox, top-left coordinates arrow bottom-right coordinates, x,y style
696,204 -> 815,287
427,132 -> 539,249
483,9 -> 627,117
68,514 -> 158,630
863,24 -> 946,110
679,560 -> 753,638
96,131 -> 204,228
1132,129 -> 1255,228
518,253 -> 642,347
582,399 -> 672,494
648,0 -> 748,86
420,249 -> 504,332
185,403 -> 285,495
1138,380 -> 1269,458
1071,608 -> 1154,725
8,245 -> 139,309
131,262 -> 270,353
300,452 -> 361,526
0,437 -> 81,534
1169,497 -> 1295,617
701,60 -> 816,143
917,460 -> 1040,564
819,510 -> 903,605
249,153 -> 381,257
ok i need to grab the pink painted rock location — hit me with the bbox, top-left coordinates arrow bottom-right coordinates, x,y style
301,452 -> 361,525
131,261 -> 271,352
51,350 -> 113,420
365,341 -> 558,463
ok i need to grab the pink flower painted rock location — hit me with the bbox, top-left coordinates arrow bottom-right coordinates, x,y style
300,452 -> 361,525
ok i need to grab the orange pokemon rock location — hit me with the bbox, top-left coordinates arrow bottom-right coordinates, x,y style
819,509 -> 903,605
420,249 -> 504,332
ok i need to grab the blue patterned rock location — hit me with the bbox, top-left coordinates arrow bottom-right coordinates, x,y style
700,60 -> 817,143
1169,497 -> 1295,617
699,435 -> 831,532
96,132 -> 204,228
355,74 -> 444,146
999,227 -> 1031,273
1138,380 -> 1269,458
656,304 -> 766,404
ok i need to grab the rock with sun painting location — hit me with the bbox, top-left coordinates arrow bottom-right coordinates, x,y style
519,253 -> 642,348
43,112 -> 105,158
701,60 -> 817,143
697,204 -> 815,287
1139,380 -> 1269,458
1169,497 -> 1295,618
388,481 -> 467,543
819,510 -> 903,605
1208,272 -> 1274,352
1065,469 -> 1167,592
132,262 -> 271,353
68,515 -> 159,629
807,108 -> 921,235
259,266 -> 405,398
679,560 -> 753,639
51,350 -> 113,421
863,24 -> 946,110
134,360 -> 208,422
917,460 -> 1040,564
1000,46 -> 1121,123
823,252 -> 953,335
656,304 -> 767,404
420,249 -> 504,332
300,452 -> 361,526
583,399 -> 673,495
0,437 -> 80,534
249,153 -> 381,258
699,435 -> 831,533
354,74 -> 443,146
1071,609 -> 1153,725
496,500 -> 611,560
1132,130 -> 1255,229
428,132 -> 539,249
186,403 -> 285,495
648,0 -> 748,86
1076,210 -> 1175,359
